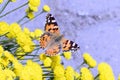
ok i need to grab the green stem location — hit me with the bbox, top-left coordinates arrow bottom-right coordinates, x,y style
21,11 -> 44,26
0,32 -> 9,37
0,2 -> 28,18
94,74 -> 99,80
14,54 -> 39,56
17,15 -> 27,24
0,0 -> 10,14
75,61 -> 85,71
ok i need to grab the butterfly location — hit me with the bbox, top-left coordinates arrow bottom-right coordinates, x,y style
40,13 -> 80,56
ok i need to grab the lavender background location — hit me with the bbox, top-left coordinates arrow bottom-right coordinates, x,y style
0,0 -> 120,79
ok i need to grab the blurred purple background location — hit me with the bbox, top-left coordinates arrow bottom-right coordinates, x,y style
0,0 -> 120,79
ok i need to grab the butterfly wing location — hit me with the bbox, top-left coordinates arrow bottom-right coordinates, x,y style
40,32 -> 52,49
62,39 -> 80,52
45,13 -> 60,35
45,45 -> 61,56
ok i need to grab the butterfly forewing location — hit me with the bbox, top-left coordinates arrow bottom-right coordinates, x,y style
45,13 -> 60,35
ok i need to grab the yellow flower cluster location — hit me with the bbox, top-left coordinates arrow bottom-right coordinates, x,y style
0,21 -> 9,35
80,67 -> 94,80
83,52 -> 97,68
43,5 -> 51,12
98,62 -> 115,80
16,32 -> 35,52
53,64 -> 66,80
26,8 -> 35,19
65,66 -> 74,80
0,0 -> 3,4
0,68 -> 16,80
63,51 -> 72,60
118,74 -> 120,80
28,0 -> 40,12
20,60 -> 42,80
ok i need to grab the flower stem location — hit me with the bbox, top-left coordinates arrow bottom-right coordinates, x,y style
17,15 -> 27,24
75,61 -> 85,71
21,11 -> 44,26
0,2 -> 28,18
0,0 -> 10,14
94,74 -> 99,80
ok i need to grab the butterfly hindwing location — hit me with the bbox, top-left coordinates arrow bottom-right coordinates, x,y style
45,45 -> 61,56
62,39 -> 80,52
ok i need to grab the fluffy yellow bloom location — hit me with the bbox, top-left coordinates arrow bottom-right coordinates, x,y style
0,0 -> 3,3
16,32 -> 35,52
27,12 -> 34,19
63,51 -> 72,60
80,67 -> 94,80
7,23 -> 22,38
50,55 -> 61,69
118,74 -> 120,80
4,51 -> 16,62
0,21 -> 9,35
23,27 -> 31,35
0,45 -> 4,57
83,53 -> 97,68
54,64 -> 65,78
34,29 -> 43,39
39,53 -> 47,61
28,0 -> 40,12
74,71 -> 80,79
54,77 -> 66,80
3,69 -> 16,80
65,66 -> 74,80
43,57 -> 52,67
30,32 -> 35,38
0,69 -> 16,80
98,62 -> 115,80
20,60 -> 42,80
43,5 -> 50,12
13,62 -> 23,76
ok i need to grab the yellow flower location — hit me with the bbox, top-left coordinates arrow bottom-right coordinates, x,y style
54,77 -> 66,80
30,32 -> 35,38
98,62 -> 115,80
83,52 -> 97,68
16,32 -> 35,52
80,67 -> 94,80
39,53 -> 47,61
0,45 -> 4,57
7,23 -> 21,38
0,0 -> 3,4
20,60 -> 42,80
54,64 -> 65,78
43,5 -> 50,12
34,29 -> 43,39
3,69 -> 16,80
50,55 -> 61,69
63,51 -> 72,60
28,0 -> 41,12
13,62 -> 23,76
0,21 -> 9,35
43,57 -> 52,67
74,71 -> 80,79
65,66 -> 74,80
23,27 -> 31,35
118,74 -> 120,80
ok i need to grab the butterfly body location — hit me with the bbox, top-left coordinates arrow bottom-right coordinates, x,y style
40,13 -> 80,56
